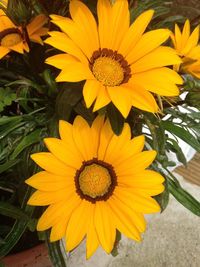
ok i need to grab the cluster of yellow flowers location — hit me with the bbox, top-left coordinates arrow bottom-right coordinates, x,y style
1,0 -> 199,259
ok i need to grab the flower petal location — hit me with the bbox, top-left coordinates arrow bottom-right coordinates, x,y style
131,67 -> 182,96
31,152 -> 74,176
119,10 -> 154,56
126,29 -> 170,64
66,200 -> 93,251
94,202 -> 116,254
25,171 -> 74,191
45,31 -> 87,64
98,119 -> 114,160
44,138 -> 82,169
130,84 -> 158,113
116,151 -> 157,176
93,84 -> 111,112
114,187 -> 161,213
56,62 -> 93,82
83,79 -> 100,108
46,54 -> 79,70
69,0 -> 99,53
107,85 -> 133,118
131,46 -> 182,73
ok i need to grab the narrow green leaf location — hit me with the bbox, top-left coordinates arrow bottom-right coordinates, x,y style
0,202 -> 29,221
10,129 -> 42,159
0,159 -> 20,174
166,138 -> 187,166
168,178 -> 200,216
45,232 -> 67,267
0,187 -> 35,258
162,121 -> 200,152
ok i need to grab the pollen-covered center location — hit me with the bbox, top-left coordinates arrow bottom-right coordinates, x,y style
0,29 -> 22,47
90,48 -> 131,86
92,57 -> 124,87
75,158 -> 117,203
79,163 -> 111,198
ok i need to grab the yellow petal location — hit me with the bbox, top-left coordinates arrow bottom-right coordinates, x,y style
83,79 -> 100,108
27,187 -> 74,206
109,0 -> 129,50
98,119 -> 114,160
181,19 -> 190,49
116,151 -> 157,176
135,184 -> 165,196
90,115 -> 105,156
107,85 -> 133,118
119,10 -> 154,56
93,84 -> 111,112
97,0 -> 112,48
69,0 -> 99,53
114,187 -> 161,213
31,152 -> 74,176
0,10 -> 15,30
45,31 -> 87,64
86,210 -> 99,259
25,171 -> 74,191
37,194 -> 81,230
46,53 -> 79,70
126,29 -> 170,64
109,195 -> 146,234
27,14 -> 48,35
72,116 -> 95,160
174,24 -> 182,51
131,46 -> 182,73
56,63 -> 93,82
131,67 -> 182,96
44,138 -> 82,169
50,218 -> 68,242
0,46 -> 9,59
130,85 -> 158,113
114,135 -> 145,166
182,25 -> 199,55
66,200 -> 93,251
50,17 -> 94,59
118,170 -> 165,188
10,43 -> 24,54
104,123 -> 131,164
94,202 -> 116,254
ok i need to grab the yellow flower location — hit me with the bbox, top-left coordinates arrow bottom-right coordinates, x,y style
45,0 -> 183,118
26,115 -> 164,259
0,10 -> 48,59
171,19 -> 200,78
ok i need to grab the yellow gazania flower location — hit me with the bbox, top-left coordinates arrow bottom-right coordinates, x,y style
26,115 -> 164,259
0,10 -> 48,59
171,19 -> 200,78
45,0 -> 183,118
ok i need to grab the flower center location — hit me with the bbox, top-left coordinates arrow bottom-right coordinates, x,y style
0,28 -> 22,47
75,158 -> 117,203
93,57 -> 124,86
90,48 -> 131,86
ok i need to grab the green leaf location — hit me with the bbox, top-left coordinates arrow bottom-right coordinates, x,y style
162,121 -> 200,152
0,187 -> 35,258
167,178 -> 200,216
45,232 -> 67,267
166,138 -> 187,166
0,159 -> 20,174
10,129 -> 43,159
0,202 -> 30,221
155,187 -> 170,212
107,103 -> 124,136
